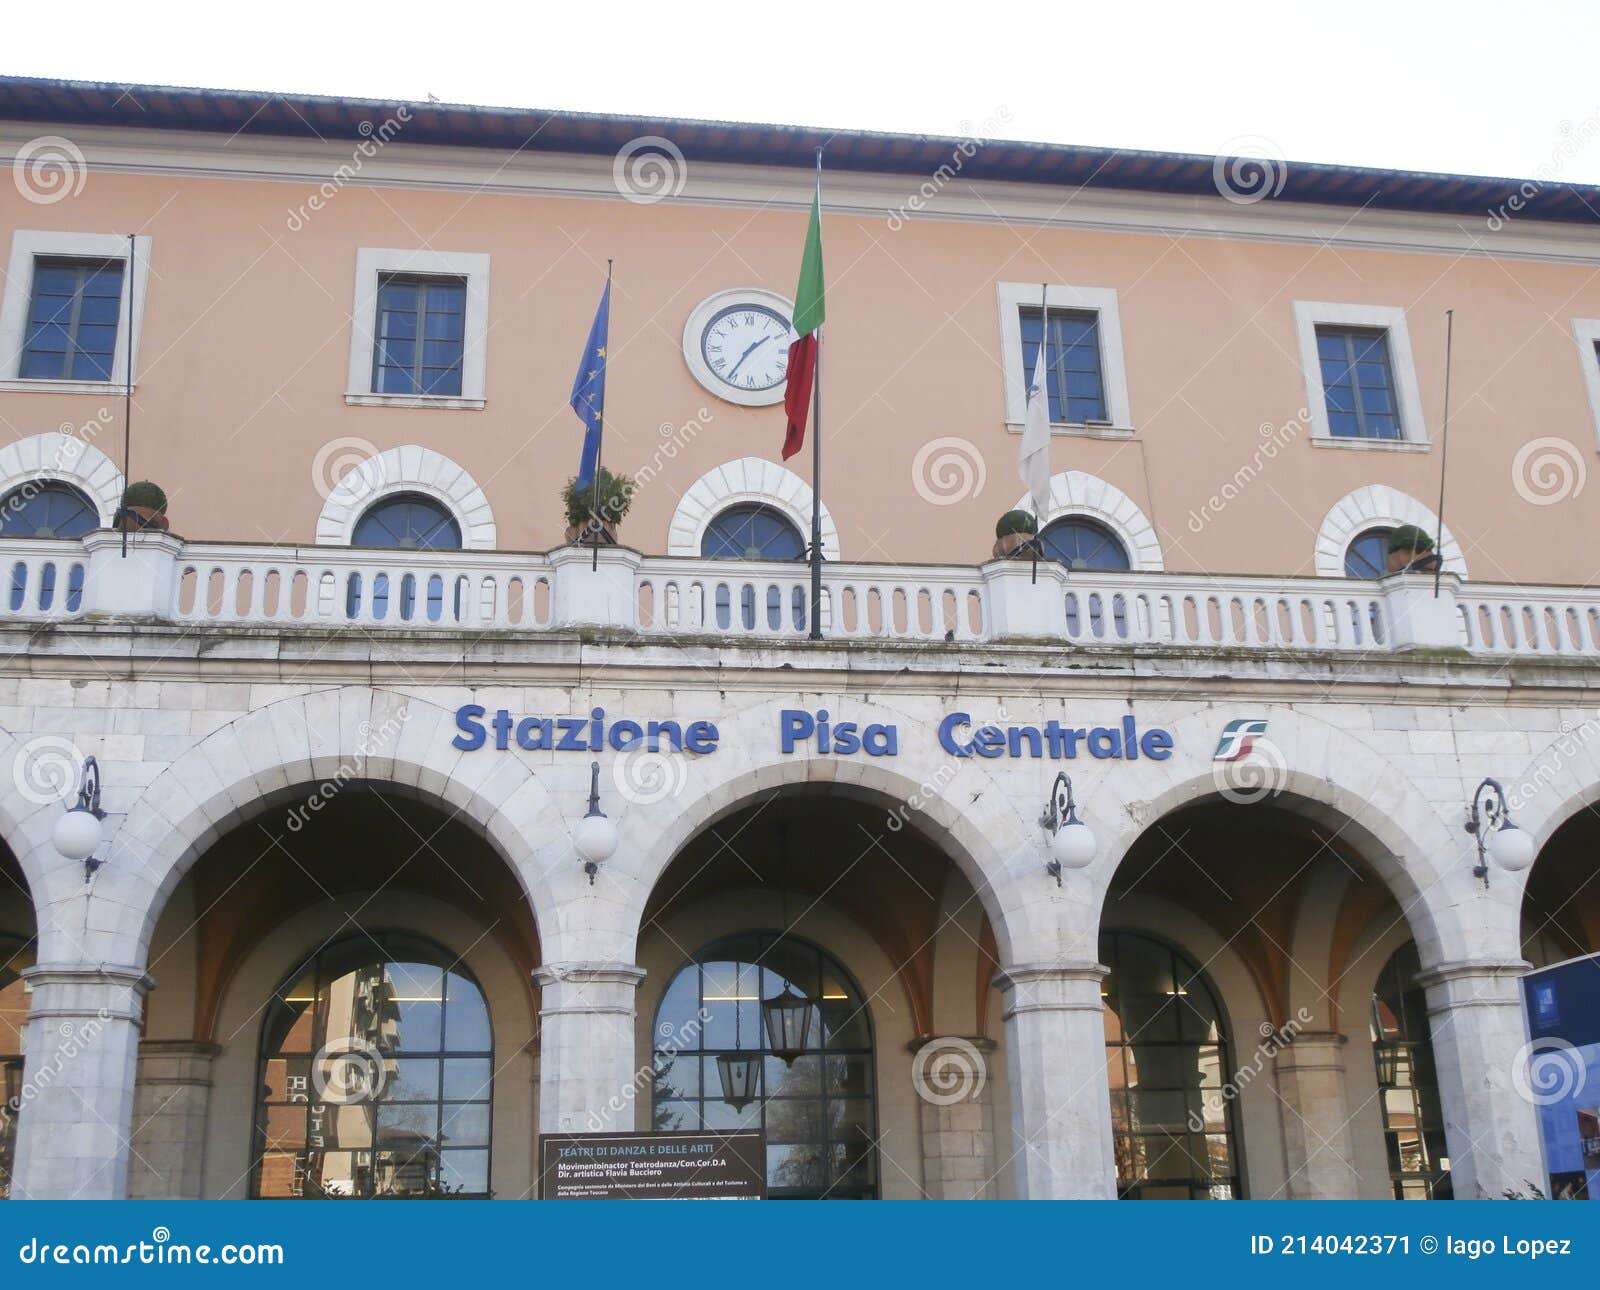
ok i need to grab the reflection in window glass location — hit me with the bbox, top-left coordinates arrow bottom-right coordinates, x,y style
1371,943 -> 1452,1199
651,933 -> 876,1198
1102,931 -> 1239,1199
251,933 -> 492,1199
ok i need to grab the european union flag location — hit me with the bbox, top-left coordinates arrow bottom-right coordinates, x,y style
570,281 -> 609,493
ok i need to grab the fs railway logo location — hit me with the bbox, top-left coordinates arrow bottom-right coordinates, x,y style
1214,718 -> 1269,762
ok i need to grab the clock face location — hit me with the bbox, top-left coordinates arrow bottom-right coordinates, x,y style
683,289 -> 796,406
701,303 -> 791,393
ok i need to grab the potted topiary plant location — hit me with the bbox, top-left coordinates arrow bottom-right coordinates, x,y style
561,467 -> 634,545
117,481 -> 169,533
993,508 -> 1040,559
1385,524 -> 1439,574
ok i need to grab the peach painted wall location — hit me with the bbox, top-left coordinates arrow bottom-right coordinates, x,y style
2,152 -> 1598,585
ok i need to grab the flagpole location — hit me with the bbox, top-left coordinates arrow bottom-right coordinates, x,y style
1032,282 -> 1049,585
808,148 -> 824,641
1432,308 -> 1454,598
590,259 -> 612,572
121,233 -> 135,559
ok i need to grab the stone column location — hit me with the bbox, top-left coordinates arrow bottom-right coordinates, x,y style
1273,1030 -> 1360,1199
10,964 -> 152,1200
910,1035 -> 998,1198
127,1040 -> 221,1200
533,962 -> 646,1137
1417,958 -> 1544,1199
995,962 -> 1116,1199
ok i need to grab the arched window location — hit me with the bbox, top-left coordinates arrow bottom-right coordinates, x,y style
1344,526 -> 1395,579
1102,931 -> 1239,1199
0,481 -> 97,539
701,504 -> 806,561
1,935 -> 37,1201
1370,943 -> 1451,1199
652,933 -> 876,1199
252,933 -> 492,1199
1039,516 -> 1130,571
351,493 -> 463,551
347,494 -> 463,621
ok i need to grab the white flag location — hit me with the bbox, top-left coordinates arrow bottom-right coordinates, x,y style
1019,337 -> 1051,520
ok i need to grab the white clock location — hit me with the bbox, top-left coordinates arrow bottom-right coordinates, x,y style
682,288 -> 795,407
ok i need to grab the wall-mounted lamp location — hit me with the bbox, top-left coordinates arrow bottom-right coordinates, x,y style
53,755 -> 107,882
572,760 -> 619,884
1039,770 -> 1097,885
1464,777 -> 1536,887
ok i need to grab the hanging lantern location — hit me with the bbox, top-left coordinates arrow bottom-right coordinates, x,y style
762,986 -> 813,1066
715,1052 -> 761,1111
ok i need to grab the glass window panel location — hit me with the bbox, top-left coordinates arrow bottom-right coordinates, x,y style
653,1098 -> 699,1132
440,1102 -> 490,1148
439,1149 -> 489,1195
824,1055 -> 872,1097
1127,1089 -> 1189,1131
767,1143 -> 827,1192
827,1097 -> 873,1141
703,1097 -> 762,1131
652,1051 -> 699,1099
259,1103 -> 307,1150
308,1103 -> 373,1150
764,1054 -> 821,1097
764,1098 -> 821,1143
442,1058 -> 493,1102
253,1151 -> 301,1198
444,971 -> 491,1052
378,1058 -> 440,1104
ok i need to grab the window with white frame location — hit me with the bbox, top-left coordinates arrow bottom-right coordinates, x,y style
1293,302 -> 1426,448
346,249 -> 489,408
997,282 -> 1132,433
0,232 -> 151,393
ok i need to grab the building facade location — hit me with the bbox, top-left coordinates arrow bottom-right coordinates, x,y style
0,78 -> 1597,1201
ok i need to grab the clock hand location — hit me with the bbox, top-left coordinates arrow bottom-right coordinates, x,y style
726,333 -> 774,380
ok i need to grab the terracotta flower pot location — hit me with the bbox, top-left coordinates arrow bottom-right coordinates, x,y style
565,521 -> 617,546
993,532 -> 1038,559
117,506 -> 170,533
1386,546 -> 1432,573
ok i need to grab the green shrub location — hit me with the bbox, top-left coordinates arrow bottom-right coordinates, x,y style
121,480 -> 167,513
995,509 -> 1039,539
561,467 -> 634,531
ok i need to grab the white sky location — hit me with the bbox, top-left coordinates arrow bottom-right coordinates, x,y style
8,0 -> 1600,184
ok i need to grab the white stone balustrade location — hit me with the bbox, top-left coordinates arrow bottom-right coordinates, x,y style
1,531 -> 1597,659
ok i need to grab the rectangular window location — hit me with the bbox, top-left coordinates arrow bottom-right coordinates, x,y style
371,274 -> 467,397
1020,307 -> 1107,424
20,258 -> 124,381
1316,325 -> 1402,440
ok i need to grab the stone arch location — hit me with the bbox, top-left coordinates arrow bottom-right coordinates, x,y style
1314,485 -> 1466,577
667,457 -> 840,559
0,429 -> 124,527
90,689 -> 566,964
1076,707 -> 1471,967
612,701 -> 1038,964
1012,470 -> 1163,571
315,445 -> 496,549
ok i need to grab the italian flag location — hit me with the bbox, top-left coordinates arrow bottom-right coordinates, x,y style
782,175 -> 825,460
